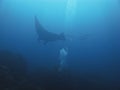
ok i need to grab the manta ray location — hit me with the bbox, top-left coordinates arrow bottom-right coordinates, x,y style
34,16 -> 66,44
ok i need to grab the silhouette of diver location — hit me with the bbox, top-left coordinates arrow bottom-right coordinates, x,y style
58,47 -> 68,72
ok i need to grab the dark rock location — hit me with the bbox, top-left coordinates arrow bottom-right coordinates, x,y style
0,50 -> 28,89
0,50 -> 27,81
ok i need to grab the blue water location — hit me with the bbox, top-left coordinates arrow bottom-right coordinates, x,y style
0,0 -> 120,90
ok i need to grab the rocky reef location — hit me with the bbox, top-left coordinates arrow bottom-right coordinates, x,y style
0,50 -> 117,90
0,50 -> 41,90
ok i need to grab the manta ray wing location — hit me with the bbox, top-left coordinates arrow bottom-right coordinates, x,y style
34,16 -> 66,44
34,16 -> 48,35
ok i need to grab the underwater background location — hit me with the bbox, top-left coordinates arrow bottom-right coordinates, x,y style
0,0 -> 120,90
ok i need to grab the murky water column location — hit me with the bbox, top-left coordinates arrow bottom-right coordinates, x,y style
62,1 -> 77,88
64,0 -> 77,33
0,4 -> 4,49
0,25 -> 3,49
58,0 -> 77,72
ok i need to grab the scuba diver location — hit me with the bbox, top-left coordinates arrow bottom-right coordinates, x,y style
58,47 -> 68,72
